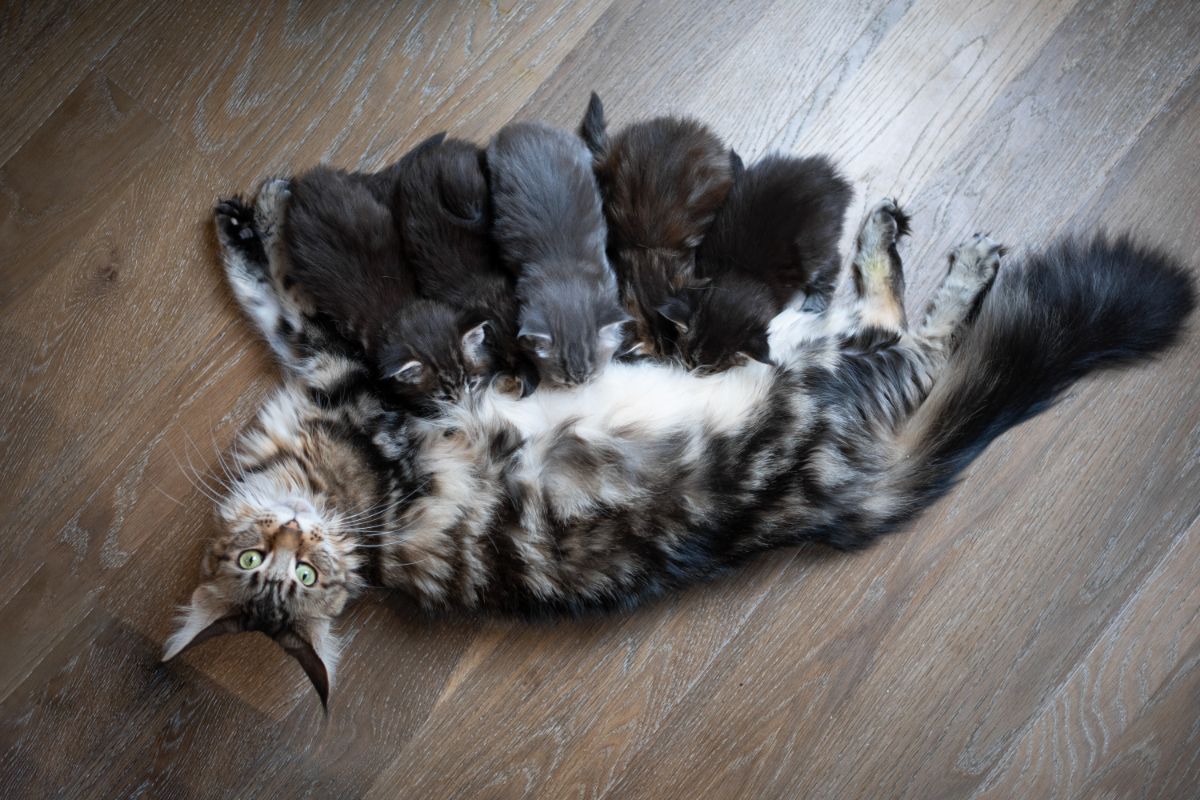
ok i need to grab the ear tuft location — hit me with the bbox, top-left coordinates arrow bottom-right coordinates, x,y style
461,321 -> 489,366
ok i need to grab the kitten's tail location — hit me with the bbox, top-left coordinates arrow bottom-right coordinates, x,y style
889,233 -> 1194,521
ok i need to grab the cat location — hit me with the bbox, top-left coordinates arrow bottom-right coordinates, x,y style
391,136 -> 532,394
281,141 -> 490,410
578,93 -> 734,360
486,121 -> 630,387
172,187 -> 1194,708
678,153 -> 854,373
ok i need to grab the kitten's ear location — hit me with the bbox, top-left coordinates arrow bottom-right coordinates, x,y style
598,315 -> 631,352
387,360 -> 424,384
729,149 -> 746,178
739,333 -> 774,366
689,276 -> 714,290
579,92 -> 609,159
657,296 -> 693,333
518,316 -> 553,358
274,618 -> 338,711
162,584 -> 240,662
460,321 -> 490,368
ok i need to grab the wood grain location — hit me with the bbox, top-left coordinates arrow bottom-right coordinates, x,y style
0,1 -> 1197,798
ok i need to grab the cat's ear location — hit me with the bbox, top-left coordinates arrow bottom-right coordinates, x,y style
460,321 -> 490,368
579,92 -> 609,159
657,296 -> 693,333
387,360 -> 425,384
518,315 -> 553,358
739,332 -> 774,366
161,584 -> 240,662
274,617 -> 338,711
598,314 -> 632,352
729,149 -> 746,178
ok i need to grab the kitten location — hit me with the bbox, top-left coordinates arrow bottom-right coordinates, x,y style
283,163 -> 489,408
676,153 -> 853,372
486,121 -> 630,387
391,136 -> 532,393
179,189 -> 1193,706
579,93 -> 734,360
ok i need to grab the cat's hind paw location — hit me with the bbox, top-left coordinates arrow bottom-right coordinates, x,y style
948,233 -> 1005,287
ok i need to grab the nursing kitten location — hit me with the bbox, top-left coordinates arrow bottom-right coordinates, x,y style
579,93 -> 734,359
392,137 -> 530,393
486,121 -> 630,386
283,162 -> 489,408
176,188 -> 1193,706
679,154 -> 853,372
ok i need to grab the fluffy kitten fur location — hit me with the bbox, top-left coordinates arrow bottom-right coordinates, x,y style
486,121 -> 630,386
684,153 -> 853,372
579,93 -> 734,360
172,188 -> 1194,708
392,137 -> 529,391
282,140 -> 489,409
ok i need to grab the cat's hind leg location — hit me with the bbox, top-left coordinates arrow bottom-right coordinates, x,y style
918,233 -> 1004,348
850,197 -> 911,335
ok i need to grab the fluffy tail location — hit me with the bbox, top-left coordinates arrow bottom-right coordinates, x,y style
892,233 -> 1194,515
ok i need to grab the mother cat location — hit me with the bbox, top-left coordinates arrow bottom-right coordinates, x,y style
164,180 -> 1193,708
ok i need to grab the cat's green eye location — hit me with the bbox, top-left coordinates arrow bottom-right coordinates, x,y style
295,562 -> 318,586
237,550 -> 264,570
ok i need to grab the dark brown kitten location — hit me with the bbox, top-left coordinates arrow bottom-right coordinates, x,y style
579,93 -> 734,360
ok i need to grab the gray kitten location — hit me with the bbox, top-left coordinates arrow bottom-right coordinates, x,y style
486,122 -> 630,387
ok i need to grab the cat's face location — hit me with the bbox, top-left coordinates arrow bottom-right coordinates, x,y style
163,397 -> 371,707
378,302 -> 490,405
673,280 -> 775,374
518,274 -> 630,387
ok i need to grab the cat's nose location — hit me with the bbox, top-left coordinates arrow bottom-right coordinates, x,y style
276,520 -> 302,548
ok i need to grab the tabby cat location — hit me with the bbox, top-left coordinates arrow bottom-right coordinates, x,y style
166,185 -> 1193,708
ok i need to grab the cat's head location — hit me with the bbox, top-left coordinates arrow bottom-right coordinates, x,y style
581,94 -> 733,253
671,277 -> 775,374
518,273 -> 630,387
377,300 -> 491,404
163,390 -> 374,707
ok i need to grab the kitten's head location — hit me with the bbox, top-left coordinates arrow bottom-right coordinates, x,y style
582,94 -> 733,253
377,300 -> 491,405
163,390 -> 374,708
518,271 -> 630,387
617,250 -> 713,360
673,277 -> 775,374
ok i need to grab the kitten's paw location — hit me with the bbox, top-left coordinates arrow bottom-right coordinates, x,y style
856,197 -> 911,255
948,233 -> 1005,285
254,177 -> 291,240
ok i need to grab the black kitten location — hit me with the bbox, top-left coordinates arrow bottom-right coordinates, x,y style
486,121 -> 629,387
283,164 -> 487,407
579,93 -> 734,361
392,137 -> 530,393
683,154 -> 853,371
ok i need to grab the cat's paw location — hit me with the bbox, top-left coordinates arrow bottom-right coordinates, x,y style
856,197 -> 911,255
214,196 -> 268,276
948,233 -> 1005,285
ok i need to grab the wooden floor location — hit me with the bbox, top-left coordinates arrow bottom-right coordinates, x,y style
1,1 -> 1198,797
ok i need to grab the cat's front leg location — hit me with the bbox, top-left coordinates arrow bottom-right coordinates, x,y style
850,197 -> 911,334
214,193 -> 301,370
918,233 -> 1004,346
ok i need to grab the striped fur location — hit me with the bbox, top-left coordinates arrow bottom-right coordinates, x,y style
166,189 -> 1193,706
